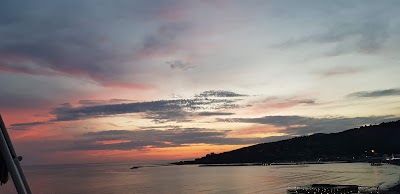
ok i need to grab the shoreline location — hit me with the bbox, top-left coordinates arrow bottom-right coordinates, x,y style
172,160 -> 354,165
382,163 -> 400,193
382,182 -> 400,194
175,161 -> 400,193
382,178 -> 400,194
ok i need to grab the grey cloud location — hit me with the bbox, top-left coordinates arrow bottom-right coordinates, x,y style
59,127 -> 269,151
321,67 -> 362,77
276,19 -> 389,56
195,90 -> 247,98
144,110 -> 235,123
138,22 -> 189,58
197,112 -> 235,116
78,99 -> 135,106
11,90 -> 245,127
219,115 -> 398,135
51,100 -> 183,121
0,63 -> 64,77
51,97 -> 241,122
0,93 -> 50,109
222,115 -> 309,126
10,121 -> 50,130
0,1 -> 187,88
283,116 -> 397,135
297,99 -> 316,104
0,9 -> 124,82
167,60 -> 195,70
348,88 -> 400,98
144,109 -> 192,124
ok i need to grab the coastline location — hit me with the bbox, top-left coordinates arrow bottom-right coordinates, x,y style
383,182 -> 400,194
382,176 -> 400,194
382,162 -> 400,193
173,161 -> 400,193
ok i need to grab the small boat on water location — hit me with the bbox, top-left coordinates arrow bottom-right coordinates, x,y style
371,162 -> 383,166
130,166 -> 141,169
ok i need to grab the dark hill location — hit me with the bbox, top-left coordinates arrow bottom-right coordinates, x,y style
174,120 -> 400,164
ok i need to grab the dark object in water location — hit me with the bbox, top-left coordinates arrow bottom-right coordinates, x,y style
287,184 -> 379,194
130,166 -> 140,169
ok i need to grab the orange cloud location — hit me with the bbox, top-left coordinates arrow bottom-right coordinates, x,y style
96,140 -> 132,145
31,144 -> 246,165
11,121 -> 76,142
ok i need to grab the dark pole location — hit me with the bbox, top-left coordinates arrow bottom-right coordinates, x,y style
0,118 -> 26,193
0,115 -> 31,194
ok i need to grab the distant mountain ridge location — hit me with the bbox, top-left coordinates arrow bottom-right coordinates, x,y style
174,120 -> 400,164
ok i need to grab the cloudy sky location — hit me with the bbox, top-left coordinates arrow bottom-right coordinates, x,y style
1,0 -> 400,165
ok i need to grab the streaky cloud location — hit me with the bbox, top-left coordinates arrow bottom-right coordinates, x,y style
11,90 -> 246,127
10,121 -> 50,130
51,98 -> 240,122
167,60 -> 195,70
78,99 -> 135,106
197,112 -> 235,116
274,18 -> 389,56
321,67 -> 362,77
195,90 -> 247,98
348,88 -> 400,98
218,115 -> 398,135
56,127 -> 279,151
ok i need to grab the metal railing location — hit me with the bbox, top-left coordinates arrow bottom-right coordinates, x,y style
0,115 -> 32,194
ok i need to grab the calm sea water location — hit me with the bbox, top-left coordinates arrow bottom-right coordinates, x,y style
1,162 -> 399,193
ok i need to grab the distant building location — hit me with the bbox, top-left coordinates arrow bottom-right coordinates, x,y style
388,153 -> 400,160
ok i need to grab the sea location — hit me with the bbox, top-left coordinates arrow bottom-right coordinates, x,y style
1,162 -> 400,194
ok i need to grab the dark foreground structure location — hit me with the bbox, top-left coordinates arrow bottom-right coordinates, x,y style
0,115 -> 31,194
287,184 -> 379,194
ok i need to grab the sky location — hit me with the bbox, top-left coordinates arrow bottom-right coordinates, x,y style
1,0 -> 400,165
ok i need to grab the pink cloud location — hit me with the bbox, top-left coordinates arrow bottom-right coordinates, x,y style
101,81 -> 154,90
250,97 -> 316,113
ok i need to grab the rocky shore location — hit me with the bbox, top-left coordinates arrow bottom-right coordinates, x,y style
382,162 -> 400,194
382,178 -> 400,194
383,183 -> 400,194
